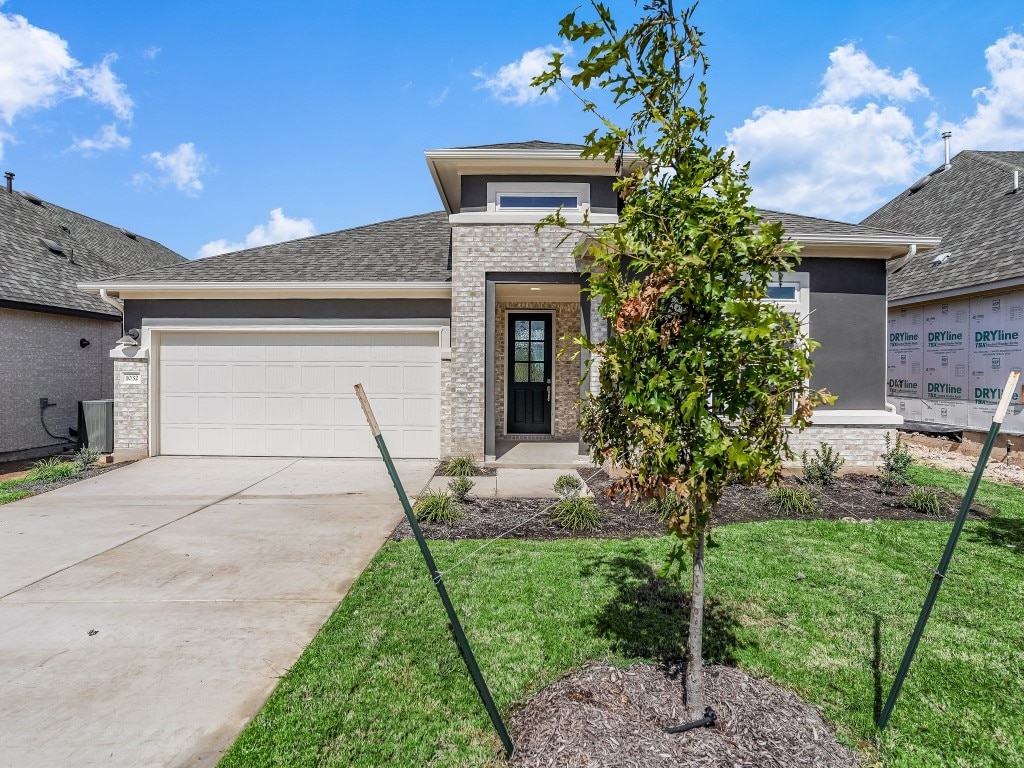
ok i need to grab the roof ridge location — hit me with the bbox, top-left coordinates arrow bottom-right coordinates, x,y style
961,150 -> 1024,172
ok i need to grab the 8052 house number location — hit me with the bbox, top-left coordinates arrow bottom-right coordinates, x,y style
120,370 -> 142,385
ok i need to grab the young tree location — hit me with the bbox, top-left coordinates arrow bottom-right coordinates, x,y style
534,0 -> 832,719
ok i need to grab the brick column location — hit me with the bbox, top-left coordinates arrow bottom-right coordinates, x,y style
111,347 -> 149,459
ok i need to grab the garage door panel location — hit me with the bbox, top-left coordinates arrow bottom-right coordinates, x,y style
158,330 -> 440,458
162,364 -> 198,393
198,365 -> 232,392
232,365 -> 265,391
266,397 -> 300,424
196,395 -> 229,423
162,395 -> 197,424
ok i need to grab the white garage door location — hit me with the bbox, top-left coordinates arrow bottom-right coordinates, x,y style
157,330 -> 440,458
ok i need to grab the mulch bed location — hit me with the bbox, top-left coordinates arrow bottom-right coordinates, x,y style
390,471 -> 988,542
509,661 -> 858,768
3,461 -> 130,498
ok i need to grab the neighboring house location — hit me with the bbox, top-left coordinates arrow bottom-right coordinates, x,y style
0,173 -> 185,461
863,150 -> 1024,434
80,141 -> 937,465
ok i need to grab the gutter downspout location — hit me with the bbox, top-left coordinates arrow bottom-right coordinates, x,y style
886,243 -> 917,276
99,288 -> 125,335
99,288 -> 124,314
886,244 -> 918,417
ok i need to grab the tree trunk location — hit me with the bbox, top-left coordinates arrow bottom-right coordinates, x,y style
685,528 -> 706,719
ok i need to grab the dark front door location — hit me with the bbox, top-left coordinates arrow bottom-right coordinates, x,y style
507,313 -> 552,434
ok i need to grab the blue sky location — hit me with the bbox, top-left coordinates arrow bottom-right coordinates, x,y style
1,0 -> 1022,261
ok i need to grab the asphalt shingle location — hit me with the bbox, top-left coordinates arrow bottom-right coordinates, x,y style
0,188 -> 184,316
103,211 -> 452,284
861,150 -> 1024,301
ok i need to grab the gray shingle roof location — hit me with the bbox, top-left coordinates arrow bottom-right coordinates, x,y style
758,208 -> 927,241
0,188 -> 184,317
454,140 -> 586,151
103,211 -> 452,284
861,150 -> 1024,301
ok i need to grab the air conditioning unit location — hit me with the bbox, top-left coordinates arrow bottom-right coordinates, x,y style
77,399 -> 114,453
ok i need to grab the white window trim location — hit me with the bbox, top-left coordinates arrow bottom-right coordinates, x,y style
486,181 -> 590,215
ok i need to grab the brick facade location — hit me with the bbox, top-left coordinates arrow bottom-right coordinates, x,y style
112,355 -> 150,458
495,301 -> 581,441
448,224 -> 588,457
0,307 -> 120,459
786,426 -> 894,468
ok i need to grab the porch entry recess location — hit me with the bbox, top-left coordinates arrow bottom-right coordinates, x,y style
506,313 -> 552,434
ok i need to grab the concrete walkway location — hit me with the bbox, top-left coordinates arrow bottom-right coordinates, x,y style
0,456 -> 434,768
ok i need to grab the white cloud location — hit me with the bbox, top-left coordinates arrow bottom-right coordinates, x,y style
474,43 -> 571,105
142,45 -> 161,60
75,53 -> 133,121
944,32 -> 1024,150
817,43 -> 928,105
196,208 -> 316,259
729,103 -> 923,218
69,122 -> 130,155
0,10 -> 77,124
0,9 -> 134,157
142,142 -> 207,195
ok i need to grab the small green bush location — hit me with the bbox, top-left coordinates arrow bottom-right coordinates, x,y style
802,442 -> 845,486
447,476 -> 474,503
439,456 -> 478,477
75,446 -> 101,470
636,492 -> 687,523
549,495 -> 601,531
553,473 -> 583,498
906,486 -> 941,516
29,456 -> 79,483
767,486 -> 817,515
877,432 -> 913,492
413,490 -> 464,525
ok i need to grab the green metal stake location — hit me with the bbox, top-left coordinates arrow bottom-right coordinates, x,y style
878,369 -> 1021,730
354,384 -> 514,758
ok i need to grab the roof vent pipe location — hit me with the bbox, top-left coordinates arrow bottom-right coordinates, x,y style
1015,170 -> 1020,193
4,171 -> 12,194
942,131 -> 952,170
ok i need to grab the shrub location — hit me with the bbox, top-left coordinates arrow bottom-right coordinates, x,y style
439,456 -> 477,477
549,495 -> 601,531
75,446 -> 101,471
553,473 -> 584,498
413,490 -> 464,525
877,432 -> 913,493
802,442 -> 845,486
447,476 -> 474,503
29,456 -> 79,483
767,486 -> 817,516
636,492 -> 687,523
906,486 -> 941,516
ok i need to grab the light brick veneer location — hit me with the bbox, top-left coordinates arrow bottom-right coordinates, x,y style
113,356 -> 149,458
495,301 -> 581,440
786,426 -> 893,468
448,224 -> 588,457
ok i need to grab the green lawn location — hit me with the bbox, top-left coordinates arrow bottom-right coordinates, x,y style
221,465 -> 1024,767
0,459 -> 81,505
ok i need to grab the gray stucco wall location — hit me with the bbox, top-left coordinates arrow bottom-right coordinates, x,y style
123,298 -> 451,330
460,175 -> 619,214
804,258 -> 887,410
0,307 -> 120,458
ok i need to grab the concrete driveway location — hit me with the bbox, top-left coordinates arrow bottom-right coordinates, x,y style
0,456 -> 434,768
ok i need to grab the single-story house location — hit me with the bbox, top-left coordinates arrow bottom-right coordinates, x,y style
863,150 -> 1024,434
80,141 -> 938,465
0,172 -> 184,461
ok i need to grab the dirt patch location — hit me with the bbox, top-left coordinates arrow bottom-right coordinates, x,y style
905,440 -> 1024,489
390,472 -> 986,542
509,661 -> 858,768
